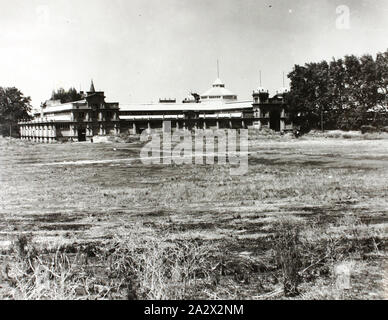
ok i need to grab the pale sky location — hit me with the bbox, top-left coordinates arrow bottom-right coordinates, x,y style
1,0 -> 387,108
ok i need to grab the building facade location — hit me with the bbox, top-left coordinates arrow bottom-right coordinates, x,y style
19,82 -> 120,142
119,79 -> 292,134
119,78 -> 254,134
252,87 -> 293,131
19,79 -> 292,142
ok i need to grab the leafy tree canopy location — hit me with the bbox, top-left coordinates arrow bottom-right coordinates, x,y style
287,49 -> 388,131
0,87 -> 32,136
50,87 -> 83,104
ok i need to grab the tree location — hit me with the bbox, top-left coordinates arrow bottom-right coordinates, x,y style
286,61 -> 330,132
287,50 -> 388,132
286,65 -> 310,132
340,54 -> 381,129
309,61 -> 330,131
51,87 -> 83,103
376,50 -> 388,96
376,50 -> 388,106
374,50 -> 388,127
0,87 -> 32,137
328,58 -> 347,129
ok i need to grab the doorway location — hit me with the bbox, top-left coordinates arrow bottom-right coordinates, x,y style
269,110 -> 281,132
78,128 -> 86,142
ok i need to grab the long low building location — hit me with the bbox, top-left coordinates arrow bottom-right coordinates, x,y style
119,100 -> 254,134
119,78 -> 292,134
19,79 -> 293,142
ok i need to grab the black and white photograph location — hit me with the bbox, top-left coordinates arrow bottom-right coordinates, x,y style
0,0 -> 387,304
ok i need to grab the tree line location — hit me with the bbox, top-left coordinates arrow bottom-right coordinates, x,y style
50,87 -> 83,104
0,87 -> 31,137
0,87 -> 83,137
286,49 -> 388,132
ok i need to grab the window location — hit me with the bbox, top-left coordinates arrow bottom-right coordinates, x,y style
59,124 -> 70,130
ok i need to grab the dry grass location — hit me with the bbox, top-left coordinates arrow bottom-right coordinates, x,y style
1,214 -> 386,300
273,219 -> 302,297
306,129 -> 388,140
2,226 -> 218,300
0,135 -> 387,299
4,235 -> 81,299
103,225 -> 216,299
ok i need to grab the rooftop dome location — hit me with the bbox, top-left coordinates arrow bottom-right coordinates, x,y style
212,78 -> 225,87
277,87 -> 289,94
201,78 -> 237,101
254,86 -> 267,94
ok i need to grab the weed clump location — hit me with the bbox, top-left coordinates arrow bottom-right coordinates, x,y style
273,219 -> 302,297
104,227 -> 215,299
2,227 -> 217,300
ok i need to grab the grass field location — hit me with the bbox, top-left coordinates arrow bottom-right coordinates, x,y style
0,131 -> 387,300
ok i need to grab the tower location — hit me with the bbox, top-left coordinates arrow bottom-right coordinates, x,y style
90,80 -> 95,93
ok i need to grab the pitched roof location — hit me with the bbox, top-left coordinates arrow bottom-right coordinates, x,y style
201,87 -> 237,97
90,80 -> 95,93
200,78 -> 237,98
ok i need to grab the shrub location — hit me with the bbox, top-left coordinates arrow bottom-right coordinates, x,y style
360,125 -> 377,134
273,219 -> 302,297
5,235 -> 82,299
4,228 -> 216,300
105,227 -> 214,299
